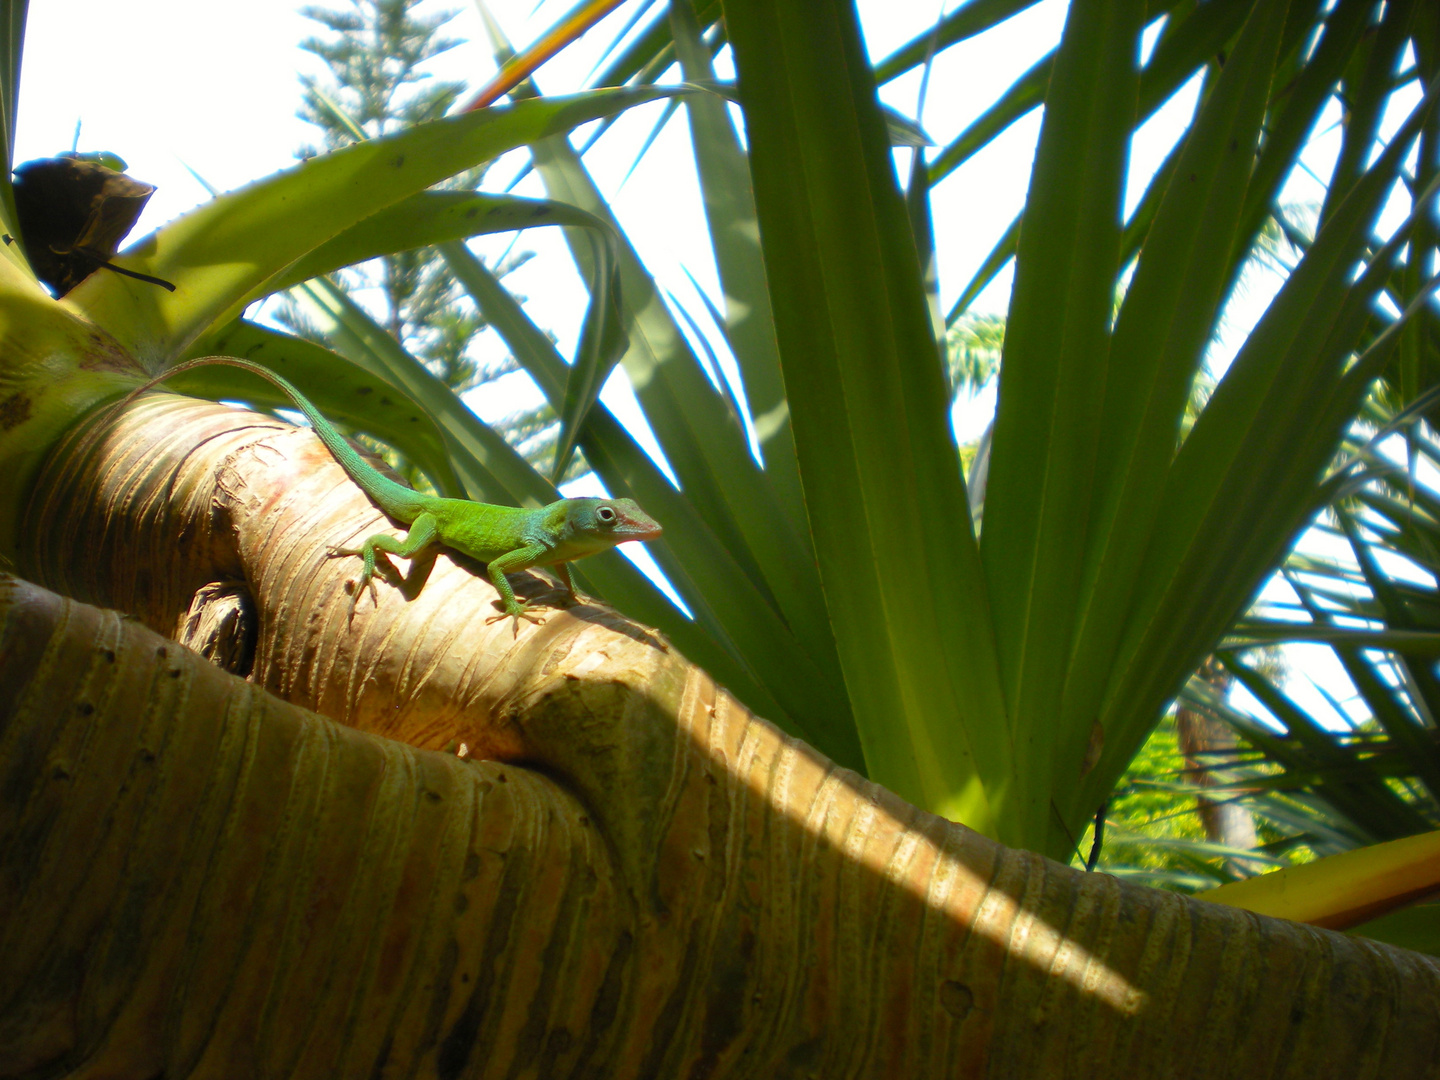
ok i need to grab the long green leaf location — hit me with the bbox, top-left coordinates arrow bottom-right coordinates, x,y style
979,0 -> 1144,851
1221,657 -> 1431,838
256,192 -> 608,299
873,0 -> 1040,85
230,128 -> 626,492
182,319 -> 464,497
1057,0 -> 1290,830
1227,626 -> 1440,654
946,214 -> 1020,325
724,0 -> 1012,834
941,0 -> 1244,326
1223,0 -> 1374,297
587,0 -> 721,90
1395,6 -> 1440,404
1317,0 -> 1417,227
506,103 -> 845,689
478,16 -> 836,647
64,88 -> 670,363
668,0 -> 807,532
289,278 -> 555,506
1102,90 -> 1440,808
927,53 -> 1053,185
928,0 -> 1251,186
1333,511 -> 1440,796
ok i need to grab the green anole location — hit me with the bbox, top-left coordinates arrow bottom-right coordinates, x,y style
104,356 -> 663,632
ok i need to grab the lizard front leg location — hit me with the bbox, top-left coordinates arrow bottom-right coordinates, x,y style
329,511 -> 439,612
482,543 -> 552,634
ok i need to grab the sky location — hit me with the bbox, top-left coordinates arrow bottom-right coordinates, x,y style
12,0 -> 1429,733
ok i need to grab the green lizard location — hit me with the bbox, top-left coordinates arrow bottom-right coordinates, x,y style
105,356 -> 662,632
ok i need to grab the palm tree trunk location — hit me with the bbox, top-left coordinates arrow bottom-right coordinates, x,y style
1178,657 -> 1265,876
4,396 -> 1439,1077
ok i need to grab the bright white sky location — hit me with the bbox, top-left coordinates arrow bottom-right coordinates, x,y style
14,0 -> 1428,732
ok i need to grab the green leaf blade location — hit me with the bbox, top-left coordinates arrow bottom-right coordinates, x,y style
978,0 -> 1145,849
66,88 -> 670,363
725,0 -> 1013,835
1058,0 -> 1291,827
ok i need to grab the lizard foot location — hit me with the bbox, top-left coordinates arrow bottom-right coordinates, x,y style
486,605 -> 546,637
337,572 -> 379,622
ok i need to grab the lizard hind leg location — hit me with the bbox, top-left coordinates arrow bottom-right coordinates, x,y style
327,512 -> 439,614
553,561 -> 580,607
326,537 -> 384,612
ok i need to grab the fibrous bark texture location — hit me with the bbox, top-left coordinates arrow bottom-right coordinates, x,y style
4,396 -> 1439,1078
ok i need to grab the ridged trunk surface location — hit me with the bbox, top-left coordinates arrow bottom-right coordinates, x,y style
3,395 -> 1438,1078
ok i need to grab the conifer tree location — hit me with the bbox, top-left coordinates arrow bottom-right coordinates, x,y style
284,0 -> 558,474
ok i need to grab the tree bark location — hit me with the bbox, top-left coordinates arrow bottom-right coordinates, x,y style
4,395 -> 1439,1077
1178,658 -> 1264,876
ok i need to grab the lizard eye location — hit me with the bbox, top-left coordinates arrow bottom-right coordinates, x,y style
597,505 -> 616,524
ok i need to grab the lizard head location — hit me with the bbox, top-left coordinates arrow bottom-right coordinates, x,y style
549,497 -> 663,557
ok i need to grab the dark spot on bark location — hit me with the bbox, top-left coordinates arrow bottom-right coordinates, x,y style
0,391 -> 32,432
581,932 -> 631,1046
425,789 -> 442,803
367,1034 -> 393,1080
463,851 -> 481,880
638,936 -> 701,1076
783,1035 -> 823,1071
155,645 -> 168,658
52,764 -> 70,780
99,648 -> 115,662
940,979 -> 973,1020
440,849 -> 528,1079
75,702 -> 93,716
546,1027 -> 573,1056
691,925 -> 754,1074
